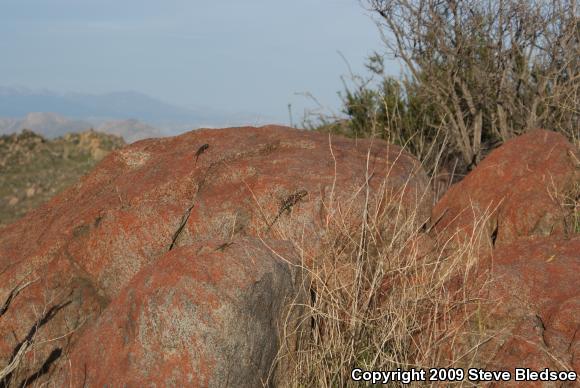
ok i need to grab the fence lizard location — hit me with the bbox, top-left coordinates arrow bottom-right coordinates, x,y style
195,143 -> 209,165
267,189 -> 308,230
215,241 -> 234,252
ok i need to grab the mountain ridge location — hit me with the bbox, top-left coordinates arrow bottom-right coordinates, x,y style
0,86 -> 272,129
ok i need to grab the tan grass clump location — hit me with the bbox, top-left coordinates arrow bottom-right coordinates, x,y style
275,157 -> 497,387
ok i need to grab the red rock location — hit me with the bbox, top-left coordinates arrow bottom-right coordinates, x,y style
0,253 -> 107,386
485,236 -> 579,374
58,238 -> 306,387
432,129 -> 579,250
0,126 -> 431,385
442,236 -> 579,381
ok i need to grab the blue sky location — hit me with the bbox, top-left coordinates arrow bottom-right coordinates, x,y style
0,0 -> 397,124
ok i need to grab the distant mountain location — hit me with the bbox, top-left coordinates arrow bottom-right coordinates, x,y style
0,86 -> 259,127
0,113 -> 169,143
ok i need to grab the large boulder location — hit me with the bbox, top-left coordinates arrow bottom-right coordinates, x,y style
426,129 -> 579,384
432,129 -> 579,250
0,126 -> 431,386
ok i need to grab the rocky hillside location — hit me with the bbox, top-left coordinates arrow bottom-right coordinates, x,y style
0,126 -> 577,386
0,130 -> 125,226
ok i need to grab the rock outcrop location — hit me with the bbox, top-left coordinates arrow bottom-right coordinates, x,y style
1,125 -> 577,386
430,129 -> 579,382
0,126 -> 431,386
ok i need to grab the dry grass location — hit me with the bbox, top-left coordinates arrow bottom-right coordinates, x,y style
563,182 -> 580,234
273,153 -> 497,387
547,172 -> 580,236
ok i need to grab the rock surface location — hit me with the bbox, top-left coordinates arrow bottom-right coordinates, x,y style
62,238 -> 306,387
432,129 -> 579,250
0,125 -> 430,386
443,236 -> 580,387
429,129 -> 579,384
484,236 -> 580,380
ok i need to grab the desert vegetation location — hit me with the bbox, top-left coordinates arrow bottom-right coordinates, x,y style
274,161 -> 496,387
281,1 -> 579,385
0,130 -> 124,226
312,0 -> 578,178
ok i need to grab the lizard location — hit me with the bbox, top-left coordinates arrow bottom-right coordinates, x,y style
169,203 -> 195,251
267,189 -> 308,230
195,143 -> 209,165
215,241 -> 235,252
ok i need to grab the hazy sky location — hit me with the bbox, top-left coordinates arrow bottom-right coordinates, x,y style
0,0 -> 396,124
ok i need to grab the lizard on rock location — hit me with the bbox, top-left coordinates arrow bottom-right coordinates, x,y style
195,143 -> 209,165
267,189 -> 308,230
